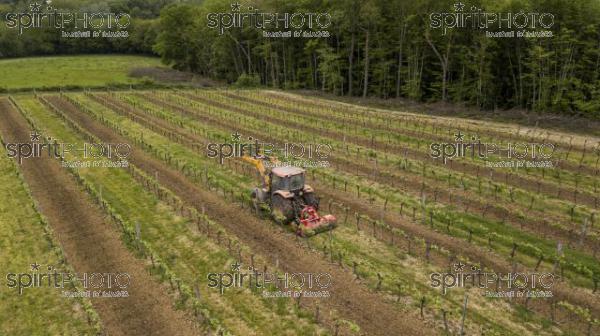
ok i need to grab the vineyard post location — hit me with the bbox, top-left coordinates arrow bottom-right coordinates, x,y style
429,211 -> 433,228
441,309 -> 449,333
329,230 -> 334,262
352,262 -> 359,279
372,220 -> 377,237
552,242 -> 563,273
534,254 -> 543,271
135,221 -> 141,251
343,207 -> 349,224
460,293 -> 468,336
579,218 -> 589,246
194,283 -> 201,302
528,196 -> 535,210
510,243 -> 517,260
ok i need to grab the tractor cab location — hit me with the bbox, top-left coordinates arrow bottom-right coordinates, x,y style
270,166 -> 306,194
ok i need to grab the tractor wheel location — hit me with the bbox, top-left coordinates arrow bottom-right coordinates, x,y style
271,194 -> 295,224
303,192 -> 320,210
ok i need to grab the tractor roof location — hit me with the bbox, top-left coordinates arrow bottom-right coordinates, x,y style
272,166 -> 305,177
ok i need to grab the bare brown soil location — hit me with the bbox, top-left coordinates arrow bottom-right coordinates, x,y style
0,98 -> 200,336
129,67 -> 219,87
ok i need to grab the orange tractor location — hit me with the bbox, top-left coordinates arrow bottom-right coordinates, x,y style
241,155 -> 336,237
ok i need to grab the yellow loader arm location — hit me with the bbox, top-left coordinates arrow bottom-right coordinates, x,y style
240,155 -> 279,188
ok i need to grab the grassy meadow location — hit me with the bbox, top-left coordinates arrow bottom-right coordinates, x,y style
0,55 -> 163,90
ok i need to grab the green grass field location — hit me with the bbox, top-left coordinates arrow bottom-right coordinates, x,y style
0,55 -> 163,90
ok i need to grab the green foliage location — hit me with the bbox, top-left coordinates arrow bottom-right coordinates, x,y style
0,55 -> 163,89
234,73 -> 261,87
150,0 -> 600,118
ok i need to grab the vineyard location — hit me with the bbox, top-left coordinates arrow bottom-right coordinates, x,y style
1,88 -> 598,336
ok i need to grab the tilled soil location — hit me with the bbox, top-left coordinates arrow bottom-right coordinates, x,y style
0,98 -> 200,336
46,95 -> 435,336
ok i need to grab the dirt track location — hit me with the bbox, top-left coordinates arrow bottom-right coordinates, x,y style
46,95 -> 436,336
0,98 -> 200,336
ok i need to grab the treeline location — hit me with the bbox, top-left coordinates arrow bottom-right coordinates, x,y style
0,0 -> 165,56
1,0 -> 600,118
153,0 -> 600,118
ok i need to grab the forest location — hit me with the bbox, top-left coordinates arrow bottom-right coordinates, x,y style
1,0 -> 600,118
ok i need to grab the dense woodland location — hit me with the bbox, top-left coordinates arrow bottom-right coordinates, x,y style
1,0 -> 600,118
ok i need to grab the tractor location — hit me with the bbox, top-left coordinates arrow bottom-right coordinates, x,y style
241,155 -> 336,237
